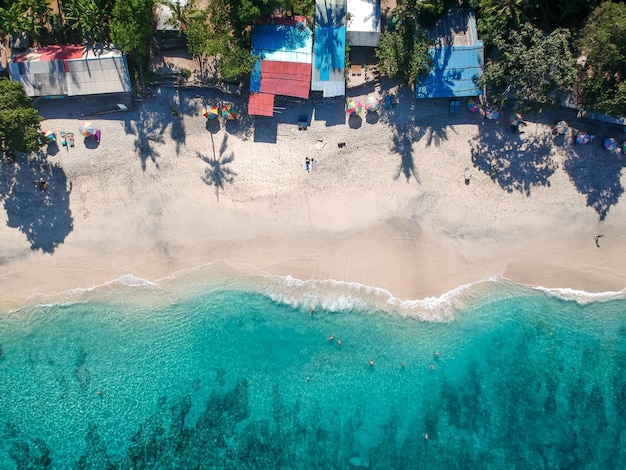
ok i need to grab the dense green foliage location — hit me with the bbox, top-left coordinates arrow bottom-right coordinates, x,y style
469,0 -> 602,37
580,1 -> 626,116
482,24 -> 576,109
375,2 -> 433,85
110,0 -> 154,86
63,0 -> 113,45
0,78 -> 43,153
0,0 -> 50,45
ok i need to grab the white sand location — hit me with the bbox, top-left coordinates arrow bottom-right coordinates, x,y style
1,87 -> 625,311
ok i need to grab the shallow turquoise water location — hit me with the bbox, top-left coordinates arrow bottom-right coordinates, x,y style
1,280 -> 625,468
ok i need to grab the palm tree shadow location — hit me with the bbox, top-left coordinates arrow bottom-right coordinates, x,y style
198,134 -> 237,201
563,146 -> 625,220
469,126 -> 556,195
391,125 -> 420,183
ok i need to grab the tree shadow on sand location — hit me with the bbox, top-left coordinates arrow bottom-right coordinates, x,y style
391,124 -> 421,183
469,126 -> 556,195
198,134 -> 237,201
125,106 -> 166,171
382,86 -> 463,184
563,146 -> 625,220
124,88 -> 197,170
0,154 -> 73,253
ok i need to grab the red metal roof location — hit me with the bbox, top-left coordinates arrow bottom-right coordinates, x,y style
248,93 -> 275,116
260,61 -> 311,99
12,45 -> 85,62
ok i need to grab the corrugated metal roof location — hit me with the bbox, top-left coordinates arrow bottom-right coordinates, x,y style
347,0 -> 381,34
9,45 -> 131,97
249,18 -> 314,104
260,61 -> 311,99
248,93 -> 275,116
314,26 -> 346,81
415,43 -> 484,99
250,59 -> 262,93
252,24 -> 313,64
12,45 -> 85,62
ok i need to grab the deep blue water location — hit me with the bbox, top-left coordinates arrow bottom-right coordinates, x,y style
0,278 -> 625,469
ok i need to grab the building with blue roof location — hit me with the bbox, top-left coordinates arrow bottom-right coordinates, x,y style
311,0 -> 346,97
415,9 -> 484,99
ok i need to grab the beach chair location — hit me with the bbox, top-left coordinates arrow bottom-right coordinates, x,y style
60,131 -> 67,147
68,132 -> 75,148
390,94 -> 397,107
385,95 -> 391,109
298,115 -> 308,131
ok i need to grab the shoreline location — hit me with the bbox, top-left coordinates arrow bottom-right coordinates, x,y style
1,87 -> 625,313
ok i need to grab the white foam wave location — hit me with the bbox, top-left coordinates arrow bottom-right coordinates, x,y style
532,285 -> 626,304
6,262 -> 625,318
256,273 -> 486,322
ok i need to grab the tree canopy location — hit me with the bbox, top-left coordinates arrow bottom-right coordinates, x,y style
482,23 -> 576,109
580,1 -> 626,116
375,3 -> 433,85
0,78 -> 43,153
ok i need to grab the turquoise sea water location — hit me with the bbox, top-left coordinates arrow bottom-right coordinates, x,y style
1,269 -> 626,469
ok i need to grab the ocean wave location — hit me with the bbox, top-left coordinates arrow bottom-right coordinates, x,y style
5,263 -> 625,318
531,285 -> 626,304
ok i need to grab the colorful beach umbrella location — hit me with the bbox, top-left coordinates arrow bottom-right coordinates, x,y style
604,137 -> 618,152
43,130 -> 56,142
555,120 -> 568,135
221,105 -> 239,121
576,131 -> 591,145
78,121 -> 96,137
509,113 -> 523,126
364,96 -> 379,112
485,108 -> 499,120
203,104 -> 219,120
467,98 -> 480,113
347,100 -> 362,117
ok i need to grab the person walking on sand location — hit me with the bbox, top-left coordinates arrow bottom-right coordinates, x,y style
595,234 -> 603,248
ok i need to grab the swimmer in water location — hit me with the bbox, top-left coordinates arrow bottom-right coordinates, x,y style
337,339 -> 342,347
401,362 -> 406,368
369,360 -> 374,367
435,352 -> 440,357
327,335 -> 334,341
429,365 -> 435,370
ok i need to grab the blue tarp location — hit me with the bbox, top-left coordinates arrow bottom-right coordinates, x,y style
314,26 -> 345,81
415,43 -> 484,99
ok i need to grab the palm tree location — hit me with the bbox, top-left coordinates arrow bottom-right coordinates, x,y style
0,3 -> 29,47
159,0 -> 201,33
21,0 -> 51,44
62,0 -> 110,45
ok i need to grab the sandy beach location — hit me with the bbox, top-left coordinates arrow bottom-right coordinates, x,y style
1,85 -> 625,312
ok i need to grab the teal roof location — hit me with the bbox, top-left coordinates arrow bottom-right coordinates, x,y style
415,43 -> 484,99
